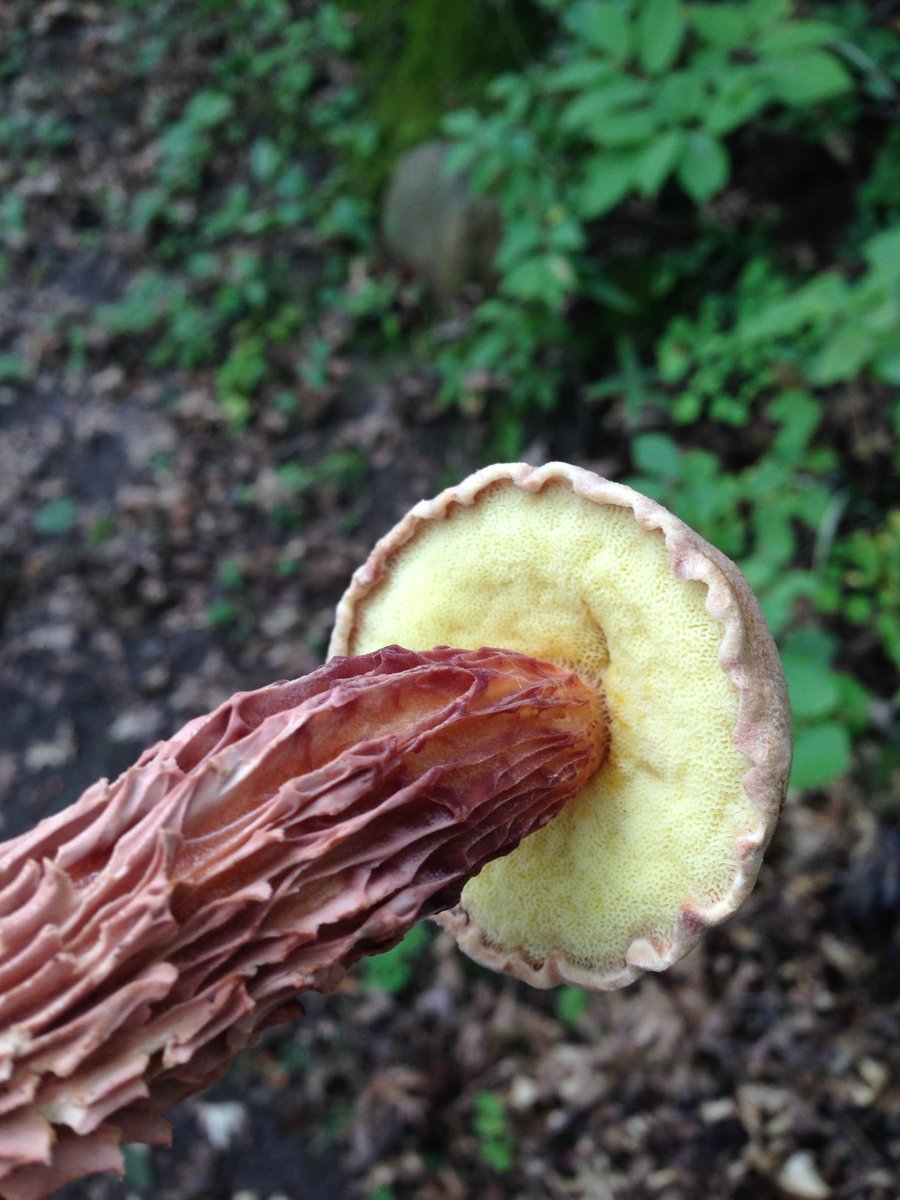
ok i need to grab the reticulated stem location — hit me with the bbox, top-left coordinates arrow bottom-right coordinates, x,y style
0,645 -> 604,1200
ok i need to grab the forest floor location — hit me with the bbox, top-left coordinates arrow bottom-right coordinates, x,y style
2,3 -> 899,1199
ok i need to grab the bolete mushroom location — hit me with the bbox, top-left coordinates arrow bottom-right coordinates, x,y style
0,646 -> 603,1198
330,462 -> 792,990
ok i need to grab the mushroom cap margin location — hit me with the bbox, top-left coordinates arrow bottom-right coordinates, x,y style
328,461 -> 793,990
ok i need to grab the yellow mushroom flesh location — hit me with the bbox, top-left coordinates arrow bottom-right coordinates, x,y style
331,466 -> 790,987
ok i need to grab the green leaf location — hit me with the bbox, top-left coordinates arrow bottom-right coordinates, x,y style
33,496 -> 77,536
780,626 -> 837,662
739,273 -> 843,343
123,1145 -> 154,1192
250,138 -> 283,184
748,0 -> 791,25
584,107 -> 657,148
368,1188 -> 397,1200
768,390 -> 822,458
544,59 -> 619,93
184,89 -> 233,128
502,254 -> 575,304
583,274 -> 640,313
556,986 -> 589,1028
637,0 -> 685,75
863,229 -> 900,270
657,334 -> 690,383
809,327 -> 874,385
759,571 -> 817,635
705,70 -> 771,135
754,506 -> 796,569
577,151 -> 636,216
875,346 -> 900,385
653,71 -> 707,123
362,924 -> 430,993
631,432 -> 681,479
677,132 -> 729,202
782,653 -> 841,720
766,51 -> 853,106
790,723 -> 852,791
755,21 -> 841,56
206,598 -> 238,628
633,129 -> 684,196
836,673 -> 871,734
560,79 -> 650,131
564,0 -> 633,60
690,4 -> 748,48
0,353 -> 27,382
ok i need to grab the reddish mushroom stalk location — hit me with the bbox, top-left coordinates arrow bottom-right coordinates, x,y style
0,645 -> 605,1199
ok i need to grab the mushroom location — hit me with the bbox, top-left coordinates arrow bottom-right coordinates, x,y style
0,645 -> 604,1199
330,462 -> 793,989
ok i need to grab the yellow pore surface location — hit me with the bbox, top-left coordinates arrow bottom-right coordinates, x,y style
349,480 -> 751,974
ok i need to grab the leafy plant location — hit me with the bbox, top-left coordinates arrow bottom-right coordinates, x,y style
88,0 -> 379,425
818,510 -> 900,672
555,984 -> 589,1028
780,627 -> 869,790
275,450 -> 366,497
657,228 -> 900,425
361,923 -> 431,994
122,1144 -> 154,1192
436,0 -> 862,429
32,496 -> 78,537
471,1090 -> 515,1173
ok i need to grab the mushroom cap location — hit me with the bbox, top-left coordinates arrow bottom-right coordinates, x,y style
329,462 -> 792,990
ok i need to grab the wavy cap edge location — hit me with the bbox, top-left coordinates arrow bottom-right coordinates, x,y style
329,461 -> 793,991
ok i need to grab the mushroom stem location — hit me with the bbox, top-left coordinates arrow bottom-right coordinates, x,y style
0,645 -> 605,1199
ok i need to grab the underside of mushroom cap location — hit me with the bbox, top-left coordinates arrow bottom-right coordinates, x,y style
329,462 -> 793,990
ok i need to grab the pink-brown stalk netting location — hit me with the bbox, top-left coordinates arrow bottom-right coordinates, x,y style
0,645 -> 604,1199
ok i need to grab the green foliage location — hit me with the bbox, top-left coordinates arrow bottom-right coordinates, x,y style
122,1144 -> 154,1192
89,0 -> 380,423
32,496 -> 78,536
472,1090 -> 515,1173
629,393 -> 834,626
216,557 -> 244,592
367,1188 -> 397,1200
855,124 -> 900,236
361,923 -> 431,994
276,450 -> 366,496
658,230 -> 900,424
434,0 -> 861,430
0,353 -> 28,383
781,627 -> 868,790
206,598 -> 240,630
819,510 -> 900,672
555,984 -> 589,1028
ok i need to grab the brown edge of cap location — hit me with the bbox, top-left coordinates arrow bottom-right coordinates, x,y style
328,462 -> 793,990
